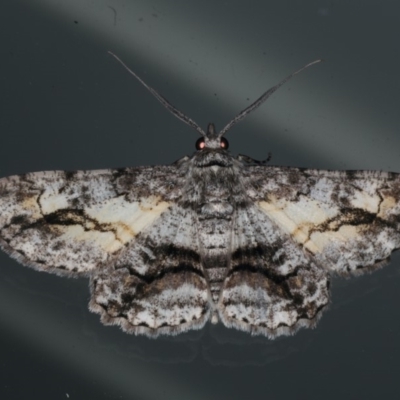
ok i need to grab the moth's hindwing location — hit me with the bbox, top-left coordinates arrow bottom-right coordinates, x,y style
89,205 -> 211,337
218,204 -> 330,337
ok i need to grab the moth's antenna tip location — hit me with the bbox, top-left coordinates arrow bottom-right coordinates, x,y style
303,59 -> 324,69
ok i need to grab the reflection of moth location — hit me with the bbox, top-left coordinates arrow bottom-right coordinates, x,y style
1,56 -> 397,338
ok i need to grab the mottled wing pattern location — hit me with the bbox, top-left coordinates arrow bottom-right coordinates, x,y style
245,166 -> 400,275
218,204 -> 329,337
0,167 -> 178,276
3,159 -> 400,338
0,166 -> 211,336
90,204 -> 211,336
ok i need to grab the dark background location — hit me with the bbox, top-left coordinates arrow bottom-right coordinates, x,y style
1,1 -> 400,399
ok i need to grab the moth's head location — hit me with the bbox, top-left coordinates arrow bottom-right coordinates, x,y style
195,123 -> 229,151
192,123 -> 232,167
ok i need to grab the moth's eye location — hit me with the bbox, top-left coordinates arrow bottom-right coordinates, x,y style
196,137 -> 206,150
220,137 -> 229,149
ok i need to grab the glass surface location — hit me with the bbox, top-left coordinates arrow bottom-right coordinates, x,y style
1,1 -> 400,399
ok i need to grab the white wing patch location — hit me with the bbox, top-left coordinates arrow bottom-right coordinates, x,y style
258,195 -> 387,256
349,189 -> 380,213
40,190 -> 70,214
378,196 -> 397,218
307,226 -> 359,253
258,195 -> 340,252
16,192 -> 170,254
83,196 -> 170,252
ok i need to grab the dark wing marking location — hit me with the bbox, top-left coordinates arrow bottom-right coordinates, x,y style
89,205 -> 211,337
218,204 -> 329,337
244,166 -> 400,275
0,166 -> 180,276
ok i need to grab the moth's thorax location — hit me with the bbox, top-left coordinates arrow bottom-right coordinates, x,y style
183,152 -> 243,208
192,149 -> 234,168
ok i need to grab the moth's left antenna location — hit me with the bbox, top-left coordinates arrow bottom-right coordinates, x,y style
108,51 -> 206,137
219,59 -> 323,137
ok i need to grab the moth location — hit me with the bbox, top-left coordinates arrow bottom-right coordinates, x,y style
1,53 -> 399,339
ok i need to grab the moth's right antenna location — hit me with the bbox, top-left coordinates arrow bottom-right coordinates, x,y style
108,51 -> 206,137
219,59 -> 323,137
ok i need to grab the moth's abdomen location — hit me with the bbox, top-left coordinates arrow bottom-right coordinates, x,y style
198,203 -> 234,303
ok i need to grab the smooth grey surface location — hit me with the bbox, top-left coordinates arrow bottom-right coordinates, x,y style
1,1 -> 400,399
